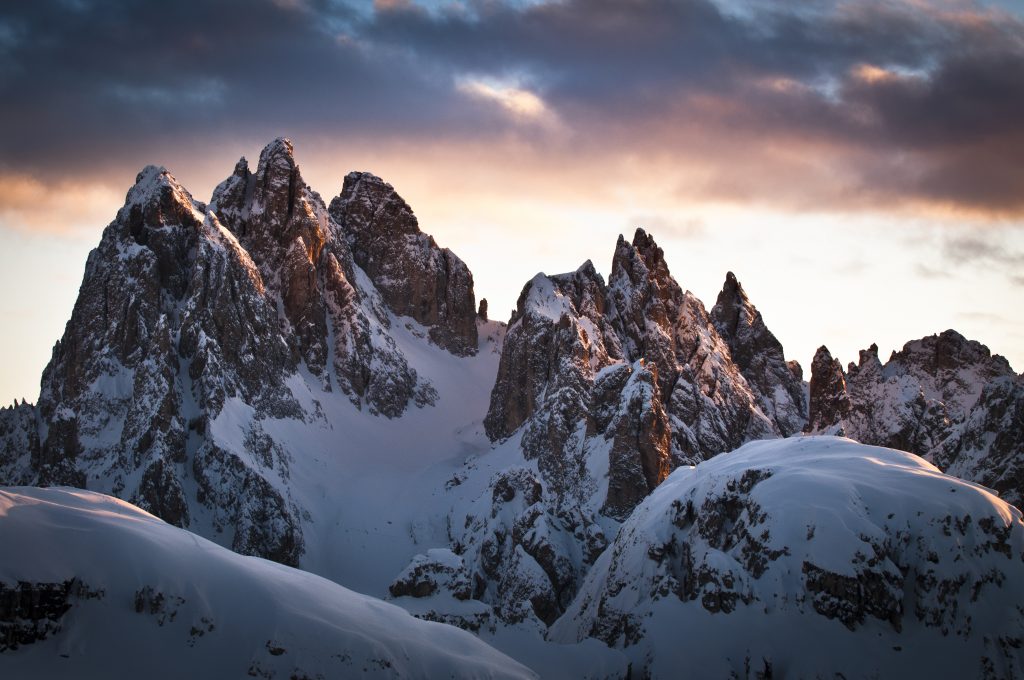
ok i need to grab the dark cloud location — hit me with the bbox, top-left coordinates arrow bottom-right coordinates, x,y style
943,235 -> 1024,267
1,0 -> 1023,214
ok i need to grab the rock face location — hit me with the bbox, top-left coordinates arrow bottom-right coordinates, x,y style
0,139 -> 479,567
0,402 -> 38,486
937,375 -> 1024,507
805,330 -> 1021,502
711,272 -> 807,436
328,171 -> 478,356
442,229 -> 802,626
805,346 -> 851,433
551,437 -> 1024,679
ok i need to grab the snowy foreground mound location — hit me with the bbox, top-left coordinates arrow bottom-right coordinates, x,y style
552,437 -> 1024,679
0,488 -> 534,680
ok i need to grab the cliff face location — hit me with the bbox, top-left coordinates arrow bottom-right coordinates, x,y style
329,172 -> 478,356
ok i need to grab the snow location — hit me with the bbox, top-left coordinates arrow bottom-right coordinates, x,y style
551,436 -> 1024,678
0,486 -> 535,680
523,273 -> 575,322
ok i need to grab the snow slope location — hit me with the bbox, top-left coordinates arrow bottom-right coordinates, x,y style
0,486 -> 535,680
551,436 -> 1024,679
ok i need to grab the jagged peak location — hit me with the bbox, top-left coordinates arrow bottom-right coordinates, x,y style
610,228 -> 675,293
890,328 -> 1014,375
331,170 -> 419,238
812,345 -> 835,363
258,137 -> 295,164
719,270 -> 747,301
231,156 -> 250,177
121,164 -> 203,229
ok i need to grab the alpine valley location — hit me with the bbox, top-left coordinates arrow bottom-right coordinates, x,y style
2,139 -> 1023,679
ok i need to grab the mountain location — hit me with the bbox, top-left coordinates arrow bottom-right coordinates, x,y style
806,330 -> 1023,504
395,230 -> 809,628
0,486 -> 534,679
2,138 -> 1023,678
0,138 -> 482,569
551,437 -> 1024,678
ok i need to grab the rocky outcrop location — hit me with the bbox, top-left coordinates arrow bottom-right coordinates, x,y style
805,330 -> 1021,503
936,375 -> 1024,507
210,140 -> 429,416
605,230 -> 777,466
711,272 -> 807,435
328,171 -> 478,356
0,579 -> 104,652
457,230 -> 794,625
551,437 -> 1024,679
0,401 -> 38,486
805,346 -> 851,434
599,362 -> 672,521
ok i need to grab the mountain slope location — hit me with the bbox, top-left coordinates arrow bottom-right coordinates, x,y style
1,138 -> 482,569
0,486 -> 534,679
401,231 -> 807,628
806,330 -> 1022,503
551,436 -> 1024,679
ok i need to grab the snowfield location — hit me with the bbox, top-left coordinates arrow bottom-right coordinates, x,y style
0,486 -> 536,680
551,436 -> 1024,678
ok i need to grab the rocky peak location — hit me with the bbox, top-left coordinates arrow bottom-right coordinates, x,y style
805,346 -> 851,433
710,271 -> 807,436
884,330 -> 1015,420
329,171 -> 478,355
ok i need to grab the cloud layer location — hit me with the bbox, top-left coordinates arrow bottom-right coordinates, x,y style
1,0 -> 1023,215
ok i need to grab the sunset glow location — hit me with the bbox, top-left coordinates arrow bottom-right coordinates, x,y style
0,0 -> 1022,403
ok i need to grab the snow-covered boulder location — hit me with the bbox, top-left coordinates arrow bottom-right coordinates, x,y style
552,437 -> 1024,678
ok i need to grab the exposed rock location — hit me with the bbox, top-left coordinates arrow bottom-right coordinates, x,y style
0,579 -> 103,652
937,375 -> 1024,507
605,230 -> 776,466
805,330 -> 1021,503
478,298 -> 488,322
484,261 -> 619,442
0,401 -> 38,486
805,346 -> 851,433
600,362 -> 672,521
468,230 -> 794,624
211,139 -> 427,416
328,171 -> 478,356
389,549 -> 473,601
711,272 -> 807,435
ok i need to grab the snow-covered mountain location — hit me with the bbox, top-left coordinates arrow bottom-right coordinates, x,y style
0,138 -> 481,568
2,138 -> 1023,678
0,486 -> 534,679
551,437 -> 1024,678
806,331 -> 1023,504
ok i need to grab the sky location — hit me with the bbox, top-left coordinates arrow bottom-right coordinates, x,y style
1,0 -> 1023,404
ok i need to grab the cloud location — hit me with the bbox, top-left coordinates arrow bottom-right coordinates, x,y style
0,173 -> 122,236
0,0 -> 1023,217
942,235 -> 1024,267
455,76 -> 557,124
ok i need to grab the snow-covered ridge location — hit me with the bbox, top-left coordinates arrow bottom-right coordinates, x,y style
0,487 -> 534,679
551,436 -> 1024,678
